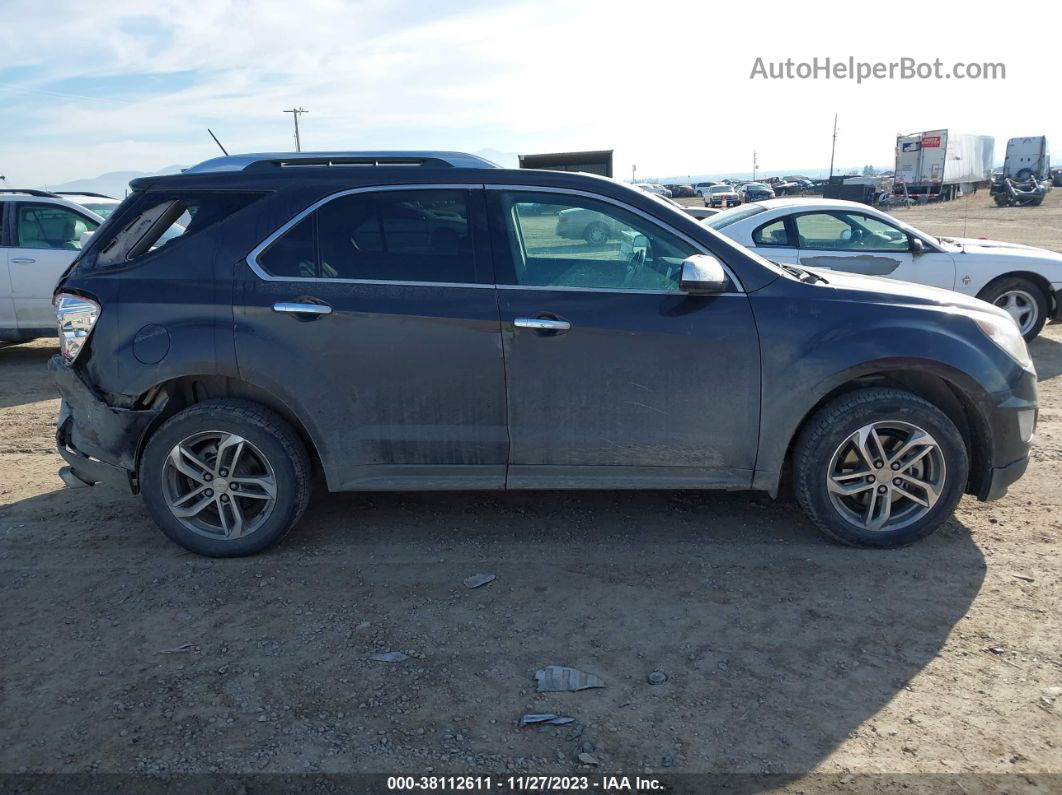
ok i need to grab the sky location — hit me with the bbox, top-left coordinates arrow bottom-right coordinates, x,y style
1,0 -> 1060,187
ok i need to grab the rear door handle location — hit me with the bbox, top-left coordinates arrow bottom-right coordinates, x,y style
273,301 -> 332,316
11,257 -> 36,264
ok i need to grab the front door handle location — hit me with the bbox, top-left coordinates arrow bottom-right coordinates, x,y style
273,301 -> 332,316
514,317 -> 571,332
11,257 -> 36,264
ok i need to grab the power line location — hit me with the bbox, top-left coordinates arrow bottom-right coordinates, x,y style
283,107 -> 308,152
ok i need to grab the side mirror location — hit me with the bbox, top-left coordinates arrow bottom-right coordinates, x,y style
679,254 -> 729,294
909,236 -> 925,255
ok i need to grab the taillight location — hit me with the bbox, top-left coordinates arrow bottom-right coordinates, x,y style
54,293 -> 100,364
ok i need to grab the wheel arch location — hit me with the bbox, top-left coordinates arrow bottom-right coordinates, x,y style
975,270 -> 1056,313
131,374 -> 326,486
768,366 -> 993,500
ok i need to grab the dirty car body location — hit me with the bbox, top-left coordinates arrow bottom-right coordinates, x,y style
50,152 -> 1038,556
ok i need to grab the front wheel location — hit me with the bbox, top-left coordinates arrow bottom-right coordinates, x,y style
794,389 -> 968,548
140,400 -> 312,557
978,277 -> 1048,341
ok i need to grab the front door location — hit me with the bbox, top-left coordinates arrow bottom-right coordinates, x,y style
487,189 -> 761,489
235,186 -> 508,491
8,202 -> 98,333
792,210 -> 955,289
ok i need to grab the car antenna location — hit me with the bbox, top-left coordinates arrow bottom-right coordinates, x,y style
208,128 -> 229,156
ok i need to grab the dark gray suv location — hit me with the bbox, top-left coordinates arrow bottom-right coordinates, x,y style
49,151 -> 1037,556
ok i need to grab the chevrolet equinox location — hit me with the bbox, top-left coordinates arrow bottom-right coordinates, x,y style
49,151 -> 1038,556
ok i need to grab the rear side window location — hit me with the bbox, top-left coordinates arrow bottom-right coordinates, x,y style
752,219 -> 790,247
94,191 -> 264,268
256,189 -> 475,283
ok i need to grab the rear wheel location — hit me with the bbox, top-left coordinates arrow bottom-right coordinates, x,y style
140,400 -> 312,557
794,389 -> 968,548
978,277 -> 1048,341
583,221 -> 609,245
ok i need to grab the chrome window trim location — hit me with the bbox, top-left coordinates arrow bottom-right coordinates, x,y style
485,184 -> 745,293
246,182 -> 746,295
245,183 -> 484,284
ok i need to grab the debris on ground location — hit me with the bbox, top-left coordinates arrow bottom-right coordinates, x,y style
565,723 -> 585,741
534,665 -> 605,692
1011,574 -> 1035,583
519,713 -> 575,726
577,752 -> 599,766
985,646 -> 1007,655
647,671 -> 668,685
369,651 -> 409,663
463,574 -> 496,589
155,644 -> 195,655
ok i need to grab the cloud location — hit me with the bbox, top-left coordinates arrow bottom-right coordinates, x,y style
1,0 -> 1059,186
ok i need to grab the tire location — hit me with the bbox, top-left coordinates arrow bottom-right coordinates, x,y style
977,276 -> 1048,341
794,388 -> 968,548
583,221 -> 609,245
140,399 -> 312,557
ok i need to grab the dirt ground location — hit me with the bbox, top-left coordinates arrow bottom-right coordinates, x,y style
1,191 -> 1061,791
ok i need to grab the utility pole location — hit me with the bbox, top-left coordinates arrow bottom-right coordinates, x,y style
828,113 -> 838,180
752,150 -> 758,181
284,107 -> 308,152
632,164 -> 636,184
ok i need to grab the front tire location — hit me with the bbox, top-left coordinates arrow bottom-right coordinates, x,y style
978,277 -> 1048,341
794,389 -> 968,548
140,399 -> 312,557
583,222 -> 609,245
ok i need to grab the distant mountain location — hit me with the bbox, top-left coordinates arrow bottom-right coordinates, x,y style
39,165 -> 186,198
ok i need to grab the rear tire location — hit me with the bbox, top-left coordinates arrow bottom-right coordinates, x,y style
794,388 -> 968,548
140,399 -> 312,557
978,277 -> 1048,341
583,222 -> 609,245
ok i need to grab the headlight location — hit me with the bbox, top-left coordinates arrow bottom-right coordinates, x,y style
973,312 -> 1033,370
54,293 -> 100,364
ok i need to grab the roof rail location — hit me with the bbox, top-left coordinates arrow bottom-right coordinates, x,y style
0,188 -> 61,198
54,191 -> 116,199
183,151 -> 501,174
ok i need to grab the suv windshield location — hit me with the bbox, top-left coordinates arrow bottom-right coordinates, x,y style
704,203 -> 767,230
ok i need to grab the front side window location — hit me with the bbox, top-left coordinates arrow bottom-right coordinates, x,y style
16,204 -> 98,250
497,191 -> 697,291
795,212 -> 909,252
258,190 -> 474,283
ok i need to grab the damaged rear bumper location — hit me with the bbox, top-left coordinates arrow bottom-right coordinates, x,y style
49,355 -> 162,493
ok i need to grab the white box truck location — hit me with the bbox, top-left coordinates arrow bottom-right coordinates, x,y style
894,129 -> 994,201
1003,136 -> 1050,180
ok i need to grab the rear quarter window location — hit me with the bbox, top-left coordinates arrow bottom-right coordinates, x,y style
92,191 -> 265,268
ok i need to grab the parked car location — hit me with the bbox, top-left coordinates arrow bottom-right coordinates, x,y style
672,185 -> 696,198
0,189 -> 103,342
738,183 -> 775,202
51,150 -> 1036,556
650,194 -> 720,220
555,206 -> 622,244
705,184 -> 741,207
53,192 -> 122,218
707,197 -> 1062,339
694,181 -> 721,197
636,183 -> 672,198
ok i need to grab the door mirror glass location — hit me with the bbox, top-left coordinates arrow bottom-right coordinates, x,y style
909,236 -> 925,254
679,255 -> 728,294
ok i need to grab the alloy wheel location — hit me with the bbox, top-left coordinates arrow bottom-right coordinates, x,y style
992,289 -> 1038,336
161,431 -> 278,539
826,421 -> 946,533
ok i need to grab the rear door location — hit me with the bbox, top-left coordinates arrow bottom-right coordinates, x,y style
487,188 -> 760,489
235,185 -> 508,491
747,215 -> 800,265
8,201 -> 98,333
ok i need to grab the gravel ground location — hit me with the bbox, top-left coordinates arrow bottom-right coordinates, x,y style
1,192 -> 1060,791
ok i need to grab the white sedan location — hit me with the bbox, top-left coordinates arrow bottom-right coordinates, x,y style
706,198 -> 1062,339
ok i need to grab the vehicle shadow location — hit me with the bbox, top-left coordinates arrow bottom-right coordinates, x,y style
1029,331 -> 1062,382
0,341 -> 59,410
1,484 -> 985,781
